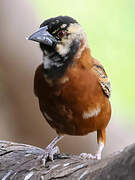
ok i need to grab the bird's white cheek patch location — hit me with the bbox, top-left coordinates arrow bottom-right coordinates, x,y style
82,107 -> 101,119
56,42 -> 70,57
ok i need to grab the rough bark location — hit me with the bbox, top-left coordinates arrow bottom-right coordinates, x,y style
0,141 -> 134,180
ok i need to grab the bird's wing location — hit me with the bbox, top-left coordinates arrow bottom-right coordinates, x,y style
92,60 -> 111,98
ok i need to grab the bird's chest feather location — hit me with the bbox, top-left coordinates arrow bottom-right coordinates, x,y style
42,65 -> 99,111
34,63 -> 110,135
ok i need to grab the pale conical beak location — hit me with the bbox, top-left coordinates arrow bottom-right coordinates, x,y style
28,26 -> 57,46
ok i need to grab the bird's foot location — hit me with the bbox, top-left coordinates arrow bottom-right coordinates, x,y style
94,153 -> 101,160
80,153 -> 101,160
38,146 -> 60,166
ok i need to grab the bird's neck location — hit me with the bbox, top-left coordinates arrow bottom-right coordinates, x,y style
43,40 -> 80,79
75,47 -> 93,68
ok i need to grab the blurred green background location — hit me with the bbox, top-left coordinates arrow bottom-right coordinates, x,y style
34,0 -> 135,122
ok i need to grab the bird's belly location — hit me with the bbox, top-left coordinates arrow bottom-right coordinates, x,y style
42,101 -> 110,136
40,76 -> 111,135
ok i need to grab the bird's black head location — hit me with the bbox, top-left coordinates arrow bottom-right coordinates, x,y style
40,16 -> 78,32
28,16 -> 88,78
39,16 -> 78,53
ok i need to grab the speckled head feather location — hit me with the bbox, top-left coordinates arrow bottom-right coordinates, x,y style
39,16 -> 79,55
29,16 -> 88,78
40,16 -> 78,33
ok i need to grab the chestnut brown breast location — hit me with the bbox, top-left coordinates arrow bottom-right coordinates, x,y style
34,54 -> 111,136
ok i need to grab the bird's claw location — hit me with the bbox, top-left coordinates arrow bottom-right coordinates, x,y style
94,153 -> 101,160
80,153 -> 101,160
38,146 -> 60,166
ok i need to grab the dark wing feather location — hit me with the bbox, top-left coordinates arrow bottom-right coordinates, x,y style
93,64 -> 111,98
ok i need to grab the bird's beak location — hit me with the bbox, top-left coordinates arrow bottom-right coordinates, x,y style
28,26 -> 57,46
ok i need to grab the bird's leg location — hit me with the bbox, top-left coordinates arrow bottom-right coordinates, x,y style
94,141 -> 104,160
39,135 -> 64,165
94,128 -> 106,159
80,129 -> 106,160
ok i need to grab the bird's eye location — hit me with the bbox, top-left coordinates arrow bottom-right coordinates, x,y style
57,30 -> 67,39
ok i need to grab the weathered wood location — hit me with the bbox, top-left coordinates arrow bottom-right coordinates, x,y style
0,141 -> 134,180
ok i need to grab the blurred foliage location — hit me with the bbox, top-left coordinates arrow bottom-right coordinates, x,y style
33,0 -> 135,122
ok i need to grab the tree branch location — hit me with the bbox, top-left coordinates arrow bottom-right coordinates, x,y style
0,140 -> 134,179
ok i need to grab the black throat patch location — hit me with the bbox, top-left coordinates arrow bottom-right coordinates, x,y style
43,40 -> 79,79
